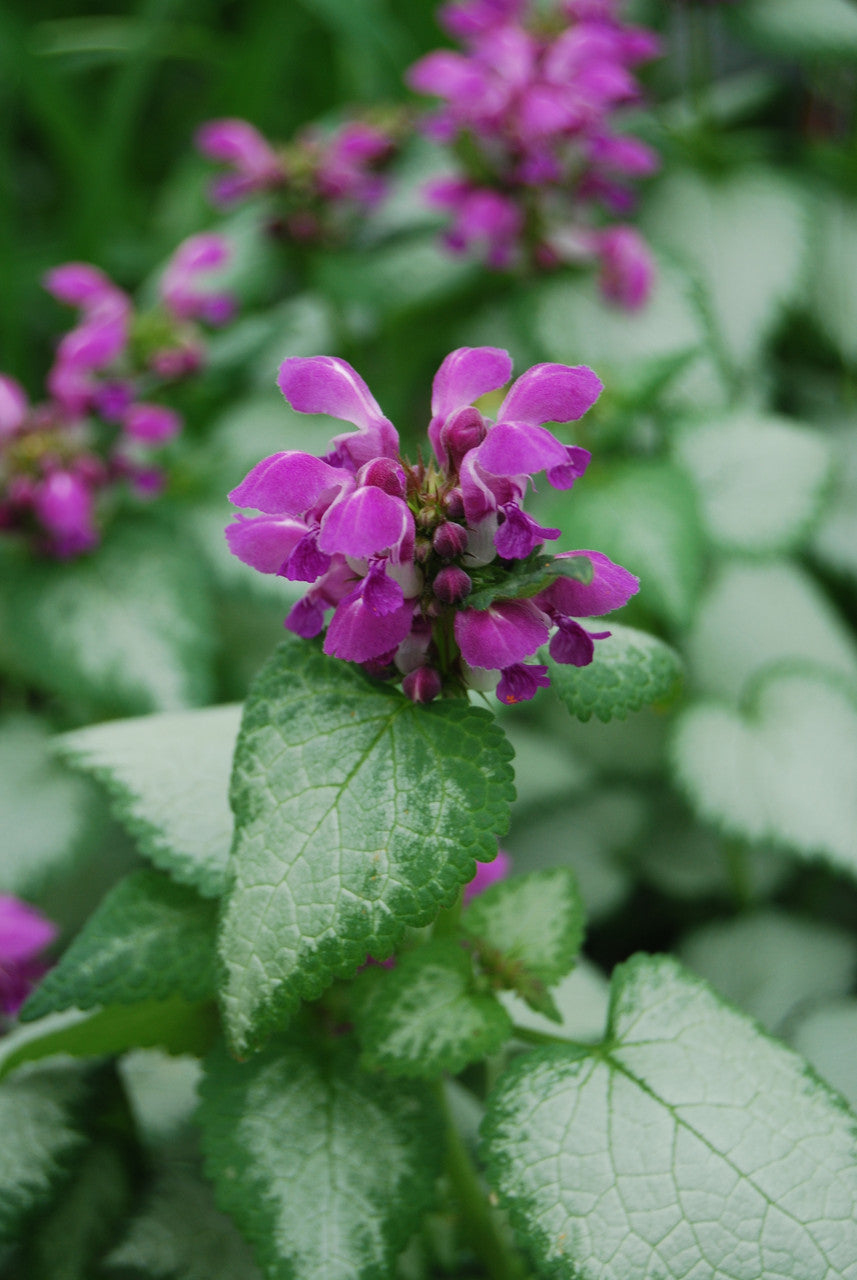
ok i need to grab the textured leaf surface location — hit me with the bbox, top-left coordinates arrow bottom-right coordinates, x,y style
673,412 -> 832,555
107,1161 -> 263,1280
220,638 -> 514,1055
544,461 -> 704,628
0,713 -> 103,896
548,623 -> 682,723
0,1064 -> 88,1248
643,168 -> 807,373
21,870 -> 217,1021
482,954 -> 857,1280
687,559 -> 857,704
357,939 -> 512,1077
0,999 -> 216,1082
672,668 -> 857,877
678,910 -> 857,1034
462,868 -> 585,997
0,519 -> 214,716
198,1037 -> 443,1280
57,704 -> 242,897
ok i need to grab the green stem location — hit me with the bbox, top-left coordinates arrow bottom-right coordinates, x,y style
434,1081 -> 526,1280
511,1025 -> 592,1051
433,887 -> 463,939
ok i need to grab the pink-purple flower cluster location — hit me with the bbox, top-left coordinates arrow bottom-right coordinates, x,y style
0,895 -> 55,1022
196,114 -> 405,243
227,346 -> 638,704
0,234 -> 233,557
407,0 -> 660,305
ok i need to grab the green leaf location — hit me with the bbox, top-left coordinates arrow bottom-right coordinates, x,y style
220,637 -> 514,1055
687,559 -> 857,704
20,870 -> 217,1022
532,257 -> 706,404
0,518 -> 214,716
315,235 -> 477,322
357,938 -> 512,1077
643,168 -> 807,375
672,411 -> 833,556
790,1000 -> 857,1112
56,704 -> 242,898
0,999 -> 216,1082
0,1063 -> 88,1249
543,460 -> 704,628
0,713 -> 104,897
547,623 -> 683,723
117,1049 -> 202,1149
462,869 -> 585,1015
729,0 -> 857,60
198,1037 -> 443,1280
809,197 -> 857,363
107,1160 -> 263,1280
482,953 -> 857,1280
678,909 -> 857,1034
501,957 -> 610,1045
672,667 -> 857,877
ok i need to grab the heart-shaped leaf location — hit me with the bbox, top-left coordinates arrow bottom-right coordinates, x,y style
548,623 -> 683,723
672,668 -> 857,877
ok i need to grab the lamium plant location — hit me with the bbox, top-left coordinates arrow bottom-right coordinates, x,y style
4,0 -> 857,1277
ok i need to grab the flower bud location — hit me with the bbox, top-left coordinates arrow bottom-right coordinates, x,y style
440,406 -> 487,471
402,666 -> 442,703
444,488 -> 465,520
357,456 -> 407,498
432,520 -> 468,559
433,564 -> 472,604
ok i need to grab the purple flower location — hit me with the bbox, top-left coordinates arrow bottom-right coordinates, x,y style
596,224 -> 654,310
0,896 -> 56,1020
227,346 -> 637,702
160,233 -> 234,326
0,375 -> 28,438
195,118 -> 285,204
463,848 -> 512,903
407,0 -> 660,299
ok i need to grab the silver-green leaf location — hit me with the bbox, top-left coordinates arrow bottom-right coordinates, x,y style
198,1037 -> 443,1280
482,953 -> 857,1280
220,638 -> 514,1055
56,704 -> 242,898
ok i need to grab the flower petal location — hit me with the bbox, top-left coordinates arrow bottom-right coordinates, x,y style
278,356 -> 395,437
454,598 -> 549,669
541,550 -> 639,616
497,362 -> 603,425
430,346 -> 513,420
225,514 -> 307,573
474,421 -> 569,478
318,486 -> 413,559
0,896 -> 57,964
324,594 -> 414,662
228,452 -> 350,516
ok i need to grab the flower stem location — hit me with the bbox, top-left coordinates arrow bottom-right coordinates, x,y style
434,1080 -> 526,1280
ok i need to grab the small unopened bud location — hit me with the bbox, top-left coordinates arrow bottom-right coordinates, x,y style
433,564 -> 472,604
444,488 -> 465,520
440,406 -> 487,470
402,666 -> 442,703
433,521 -> 469,559
357,457 -> 407,498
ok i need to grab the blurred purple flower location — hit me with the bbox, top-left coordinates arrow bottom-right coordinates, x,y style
0,896 -> 56,1021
